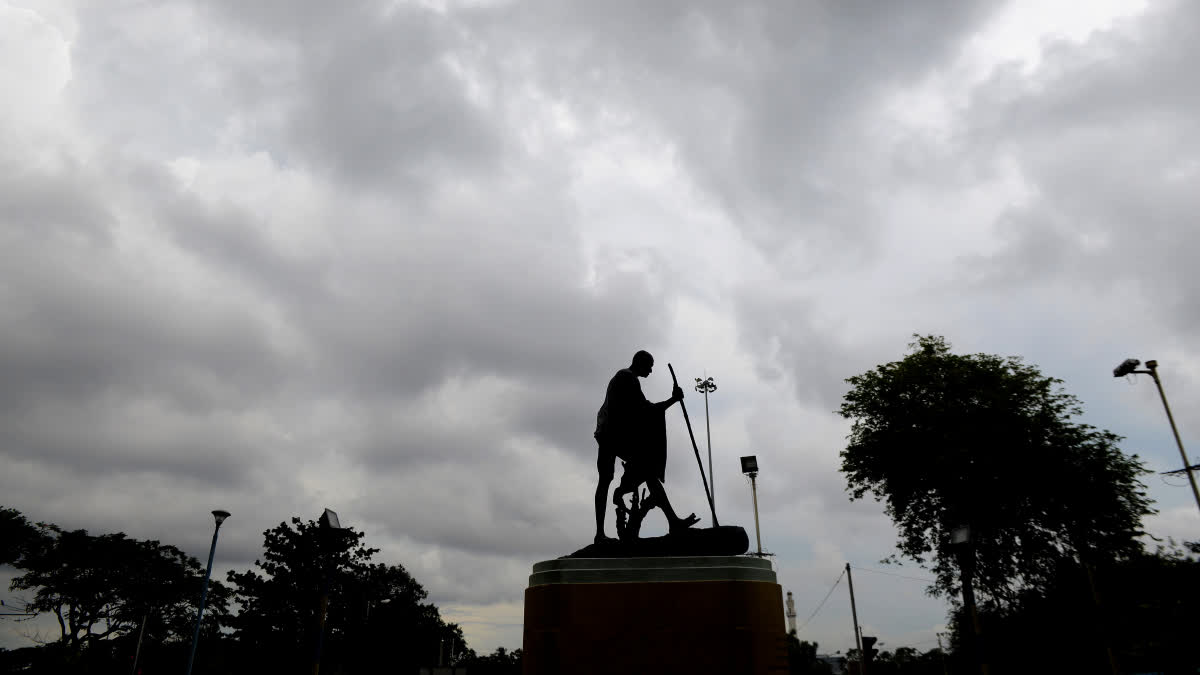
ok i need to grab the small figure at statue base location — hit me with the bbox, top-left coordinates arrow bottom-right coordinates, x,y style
614,481 -> 651,542
612,462 -> 702,542
577,460 -> 744,559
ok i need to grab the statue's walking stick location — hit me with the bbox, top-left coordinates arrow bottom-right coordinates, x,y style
669,363 -> 719,527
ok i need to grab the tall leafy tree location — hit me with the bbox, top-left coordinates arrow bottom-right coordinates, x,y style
227,516 -> 467,673
838,335 -> 1153,606
1,507 -> 49,568
460,646 -> 523,675
785,634 -> 830,675
6,515 -> 229,651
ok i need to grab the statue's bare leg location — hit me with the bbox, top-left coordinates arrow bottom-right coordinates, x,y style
595,475 -> 615,543
644,479 -> 699,532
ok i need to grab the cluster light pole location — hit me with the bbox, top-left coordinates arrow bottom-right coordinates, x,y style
695,375 -> 718,526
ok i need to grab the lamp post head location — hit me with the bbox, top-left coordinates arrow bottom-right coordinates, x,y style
319,508 -> 342,530
740,455 -> 758,476
212,510 -> 230,527
1113,358 -> 1141,377
950,524 -> 971,546
695,376 -> 717,393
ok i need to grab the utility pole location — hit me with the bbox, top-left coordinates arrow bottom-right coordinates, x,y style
130,611 -> 149,675
846,563 -> 865,675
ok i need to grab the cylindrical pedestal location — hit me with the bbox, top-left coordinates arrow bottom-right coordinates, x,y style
523,556 -> 787,675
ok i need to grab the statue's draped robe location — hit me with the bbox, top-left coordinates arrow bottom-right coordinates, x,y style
595,368 -> 667,483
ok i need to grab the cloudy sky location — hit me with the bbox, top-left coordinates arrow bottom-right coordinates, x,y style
3,0 -> 1198,656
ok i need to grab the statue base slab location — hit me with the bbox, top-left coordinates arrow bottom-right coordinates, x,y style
565,525 -> 750,558
522,555 -> 787,674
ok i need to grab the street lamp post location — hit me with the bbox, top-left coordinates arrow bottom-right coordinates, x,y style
314,508 -> 348,675
740,456 -> 763,556
695,376 -> 718,526
186,509 -> 230,675
1113,358 -> 1200,515
950,525 -> 988,675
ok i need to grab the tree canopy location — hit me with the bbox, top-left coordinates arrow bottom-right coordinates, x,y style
838,335 -> 1153,606
226,516 -> 469,673
943,539 -> 1200,673
8,520 -> 228,651
3,507 -> 496,674
1,507 -> 47,568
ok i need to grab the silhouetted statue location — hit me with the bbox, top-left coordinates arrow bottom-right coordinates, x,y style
594,350 -> 700,544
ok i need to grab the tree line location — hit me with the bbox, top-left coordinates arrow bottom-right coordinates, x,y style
787,633 -> 955,675
1,507 -> 520,674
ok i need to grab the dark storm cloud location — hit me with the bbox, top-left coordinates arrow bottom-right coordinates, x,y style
0,160 -> 293,419
466,0 -> 1000,257
731,285 -> 869,409
959,0 -> 1200,331
449,0 -> 1007,403
9,0 -> 1194,654
0,0 -> 676,588
182,0 -> 504,190
157,192 -> 331,314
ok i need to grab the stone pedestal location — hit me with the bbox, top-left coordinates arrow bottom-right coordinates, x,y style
522,556 -> 787,675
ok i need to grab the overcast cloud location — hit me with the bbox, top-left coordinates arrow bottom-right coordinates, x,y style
3,0 -> 1198,654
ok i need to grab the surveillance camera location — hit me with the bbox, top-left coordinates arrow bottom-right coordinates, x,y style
1113,358 -> 1141,378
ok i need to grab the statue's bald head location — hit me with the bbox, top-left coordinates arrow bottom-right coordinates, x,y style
631,350 -> 654,377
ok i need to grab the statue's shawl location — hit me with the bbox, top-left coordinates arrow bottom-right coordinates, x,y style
597,368 -> 667,482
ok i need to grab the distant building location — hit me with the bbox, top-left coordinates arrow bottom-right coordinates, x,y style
785,591 -> 797,634
816,654 -> 846,675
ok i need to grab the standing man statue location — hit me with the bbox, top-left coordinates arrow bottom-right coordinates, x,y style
594,350 -> 701,544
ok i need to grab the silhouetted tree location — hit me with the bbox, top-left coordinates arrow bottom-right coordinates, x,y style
226,516 -> 466,673
3,509 -> 231,673
838,336 -> 1153,608
9,522 -> 229,651
1106,540 -> 1200,673
786,632 -> 830,674
0,507 -> 48,567
838,644 -> 946,675
946,540 -> 1200,674
460,646 -> 523,675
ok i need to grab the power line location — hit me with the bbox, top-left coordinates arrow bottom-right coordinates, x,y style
849,565 -> 936,583
0,599 -> 35,618
797,568 -> 846,633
